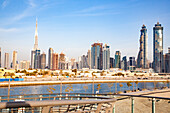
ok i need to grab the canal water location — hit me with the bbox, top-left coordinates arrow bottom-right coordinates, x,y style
0,82 -> 168,96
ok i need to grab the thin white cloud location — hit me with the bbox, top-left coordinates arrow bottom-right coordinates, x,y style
77,5 -> 110,13
0,28 -> 18,32
1,0 -> 9,9
69,12 -> 120,17
70,4 -> 120,17
12,0 -> 37,21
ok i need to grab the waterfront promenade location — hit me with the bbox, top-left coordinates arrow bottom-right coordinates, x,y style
0,77 -> 169,87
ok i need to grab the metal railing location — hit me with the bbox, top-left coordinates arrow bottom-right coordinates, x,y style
0,92 -> 170,113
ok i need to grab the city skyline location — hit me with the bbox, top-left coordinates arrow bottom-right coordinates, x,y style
0,0 -> 170,67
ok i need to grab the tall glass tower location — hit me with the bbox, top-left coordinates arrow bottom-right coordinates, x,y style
31,19 -> 40,69
48,48 -> 53,69
115,51 -> 121,68
103,44 -> 110,70
91,43 -> 103,70
153,22 -> 163,73
137,24 -> 148,69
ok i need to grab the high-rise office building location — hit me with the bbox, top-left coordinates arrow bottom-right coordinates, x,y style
87,49 -> 91,69
20,61 -> 30,69
12,51 -> 17,69
70,58 -> 76,69
91,43 -> 103,70
115,51 -> 121,68
153,22 -> 163,73
52,53 -> 59,70
103,44 -> 110,70
40,52 -> 46,69
31,19 -> 40,69
34,49 -> 41,69
137,24 -> 148,68
110,57 -> 114,68
121,56 -> 127,71
79,55 -> 88,69
48,48 -> 53,69
128,57 -> 136,71
163,47 -> 170,73
4,53 -> 9,69
59,52 -> 66,70
0,48 -> 1,68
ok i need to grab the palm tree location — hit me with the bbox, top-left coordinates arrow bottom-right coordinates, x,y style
135,81 -> 139,91
107,83 -> 113,94
119,83 -> 123,92
127,81 -> 132,91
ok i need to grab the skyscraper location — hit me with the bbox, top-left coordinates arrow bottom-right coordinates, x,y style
4,53 -> 9,69
34,49 -> 41,69
0,48 -> 1,68
128,57 -> 136,71
87,49 -> 91,69
91,43 -> 103,70
31,19 -> 40,69
137,24 -> 148,68
12,51 -> 17,69
48,48 -> 53,69
153,22 -> 163,73
121,56 -> 127,71
20,61 -> 30,69
59,52 -> 66,70
163,47 -> 170,73
41,52 -> 46,69
52,53 -> 59,70
110,57 -> 114,68
115,51 -> 121,68
103,44 -> 110,70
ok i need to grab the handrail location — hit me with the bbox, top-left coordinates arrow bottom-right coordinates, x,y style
0,98 -> 116,109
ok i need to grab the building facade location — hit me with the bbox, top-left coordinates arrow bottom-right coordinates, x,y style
40,52 -> 46,69
52,53 -> 59,70
48,48 -> 53,69
59,52 -> 66,70
121,56 -> 127,71
163,47 -> 170,73
91,43 -> 103,70
4,53 -> 9,69
137,24 -> 148,68
128,57 -> 136,71
153,22 -> 163,73
20,61 -> 30,69
12,51 -> 17,69
0,48 -> 1,68
34,49 -> 41,69
103,44 -> 110,70
115,51 -> 121,68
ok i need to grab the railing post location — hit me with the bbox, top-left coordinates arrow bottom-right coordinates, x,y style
152,98 -> 155,113
112,104 -> 115,113
39,95 -> 42,101
131,97 -> 134,113
77,94 -> 80,110
112,95 -> 116,113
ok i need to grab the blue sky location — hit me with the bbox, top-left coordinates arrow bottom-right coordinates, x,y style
0,0 -> 170,65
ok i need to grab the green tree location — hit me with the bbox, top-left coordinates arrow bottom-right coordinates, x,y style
135,81 -> 139,91
65,84 -> 73,93
119,83 -> 123,92
107,83 -> 113,94
127,81 -> 132,91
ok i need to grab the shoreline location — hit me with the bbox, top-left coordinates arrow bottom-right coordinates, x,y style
0,79 -> 169,87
